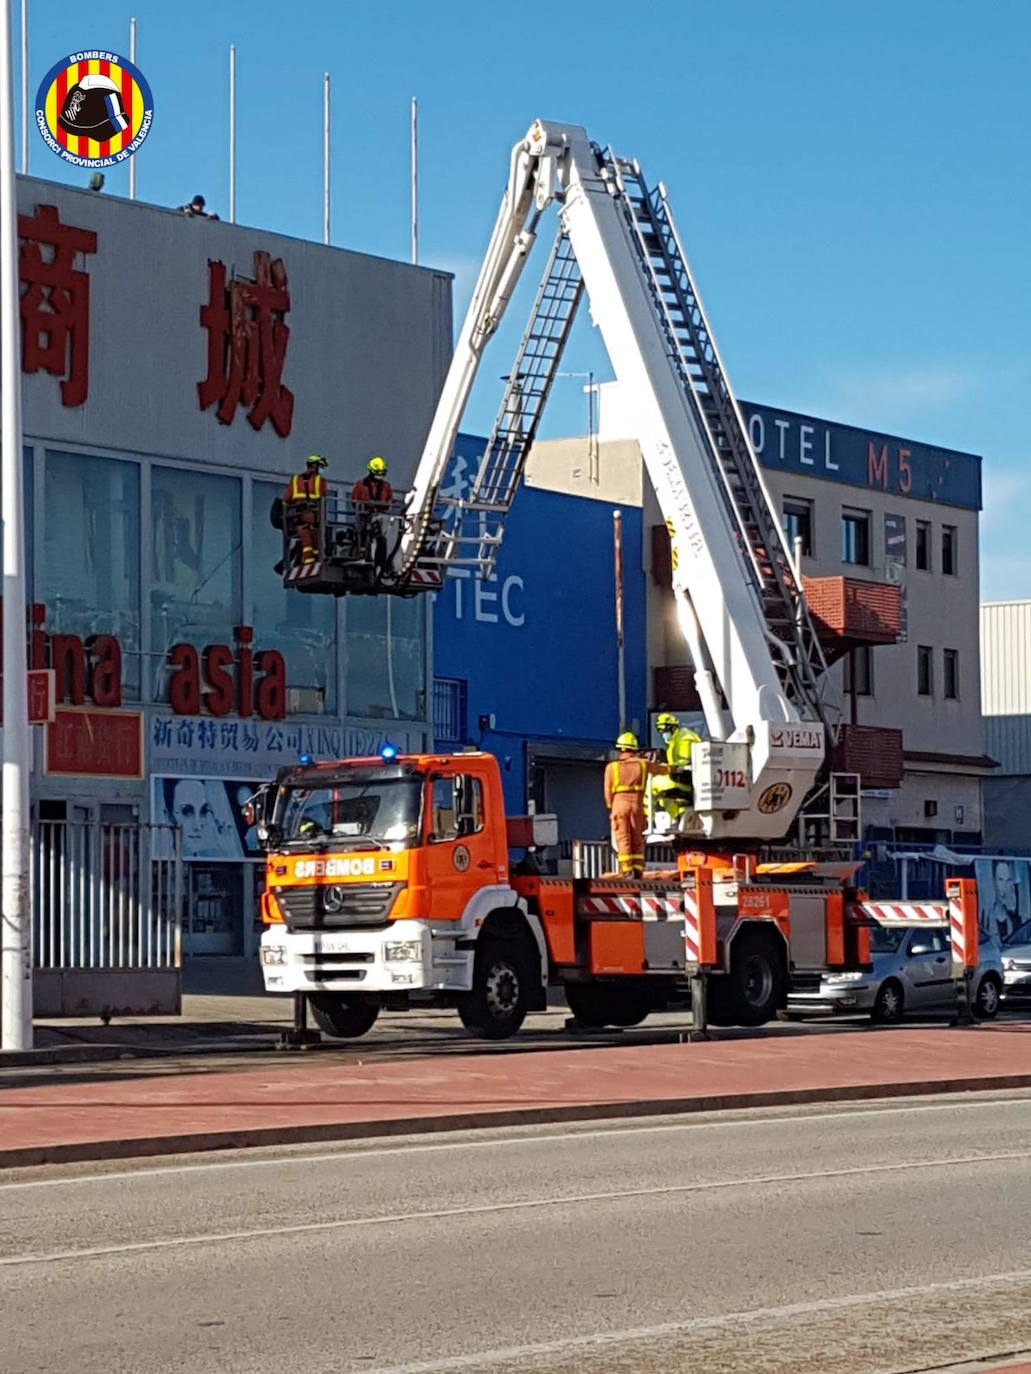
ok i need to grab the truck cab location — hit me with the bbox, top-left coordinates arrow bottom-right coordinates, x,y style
254,751 -> 551,1039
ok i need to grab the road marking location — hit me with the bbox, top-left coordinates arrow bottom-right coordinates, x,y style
1,1148 -> 1029,1267
356,1268 -> 1031,1373
2,1092 -> 1031,1192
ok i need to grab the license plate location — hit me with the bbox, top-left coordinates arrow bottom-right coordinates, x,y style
313,937 -> 352,955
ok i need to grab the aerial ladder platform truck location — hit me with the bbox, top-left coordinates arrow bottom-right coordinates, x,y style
255,120 -> 979,1040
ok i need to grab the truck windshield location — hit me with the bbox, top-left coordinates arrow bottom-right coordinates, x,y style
278,778 -> 423,849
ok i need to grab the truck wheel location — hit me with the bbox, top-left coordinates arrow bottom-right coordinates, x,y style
458,938 -> 533,1040
308,994 -> 380,1039
565,982 -> 650,1028
725,929 -> 786,1026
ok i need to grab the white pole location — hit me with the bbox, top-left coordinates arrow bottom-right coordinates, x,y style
322,72 -> 329,245
410,96 -> 417,264
128,18 -> 136,200
1,0 -> 32,1050
18,0 -> 24,174
228,45 -> 235,224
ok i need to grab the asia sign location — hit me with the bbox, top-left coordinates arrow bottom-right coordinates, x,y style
741,399 -> 981,511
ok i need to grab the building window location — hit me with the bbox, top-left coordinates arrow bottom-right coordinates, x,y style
252,480 -> 337,713
151,467 -> 241,701
781,498 -> 813,558
841,508 -> 871,566
44,450 -> 141,697
433,677 -> 468,746
917,644 -> 934,696
944,648 -> 959,699
843,645 -> 874,696
346,594 -> 426,721
915,520 -> 931,571
941,525 -> 957,576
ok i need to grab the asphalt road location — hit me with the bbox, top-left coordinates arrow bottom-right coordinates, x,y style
4,1094 -> 1031,1373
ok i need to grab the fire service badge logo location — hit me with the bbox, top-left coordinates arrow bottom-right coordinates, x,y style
35,50 -> 153,168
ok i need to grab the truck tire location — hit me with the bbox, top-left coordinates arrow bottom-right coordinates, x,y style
457,936 -> 533,1040
308,993 -> 380,1039
724,929 -> 786,1027
565,982 -> 651,1029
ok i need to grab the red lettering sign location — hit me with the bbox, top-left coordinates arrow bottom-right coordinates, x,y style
166,627 -> 286,720
19,204 -> 97,407
45,709 -> 143,778
198,251 -> 294,436
868,442 -> 888,489
0,670 -> 56,724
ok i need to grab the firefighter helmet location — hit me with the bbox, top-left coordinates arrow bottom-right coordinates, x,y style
615,732 -> 639,751
656,713 -> 679,733
306,455 -> 327,469
57,74 -> 130,141
368,456 -> 387,476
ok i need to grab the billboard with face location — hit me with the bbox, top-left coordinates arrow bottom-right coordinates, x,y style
153,777 -> 263,860
975,857 -> 1030,943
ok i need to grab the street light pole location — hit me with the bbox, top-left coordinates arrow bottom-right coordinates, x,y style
0,0 -> 32,1050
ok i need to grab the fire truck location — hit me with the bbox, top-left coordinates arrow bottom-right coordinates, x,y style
256,120 -> 980,1039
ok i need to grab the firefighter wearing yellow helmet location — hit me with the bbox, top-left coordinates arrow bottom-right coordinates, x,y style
352,457 -> 395,569
649,711 -> 702,828
603,730 -> 668,877
282,455 -> 328,567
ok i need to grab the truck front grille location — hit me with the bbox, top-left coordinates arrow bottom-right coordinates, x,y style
274,883 -> 401,931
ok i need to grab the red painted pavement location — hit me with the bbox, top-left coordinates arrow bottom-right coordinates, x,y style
2,1025 -> 1031,1166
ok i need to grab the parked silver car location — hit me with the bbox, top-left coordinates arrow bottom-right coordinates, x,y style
785,924 -> 1004,1023
1001,919 -> 1031,1002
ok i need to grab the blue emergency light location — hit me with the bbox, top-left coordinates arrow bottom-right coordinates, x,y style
380,743 -> 398,761
299,753 -> 313,765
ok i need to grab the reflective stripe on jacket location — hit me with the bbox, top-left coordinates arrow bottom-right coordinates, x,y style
286,473 -> 326,502
604,758 -> 646,808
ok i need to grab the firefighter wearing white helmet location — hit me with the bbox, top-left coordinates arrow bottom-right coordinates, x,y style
603,731 -> 668,878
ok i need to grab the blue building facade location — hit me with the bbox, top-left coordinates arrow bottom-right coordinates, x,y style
433,433 -> 647,841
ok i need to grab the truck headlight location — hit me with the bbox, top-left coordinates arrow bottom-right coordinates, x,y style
261,945 -> 287,966
825,971 -> 866,983
384,940 -> 422,962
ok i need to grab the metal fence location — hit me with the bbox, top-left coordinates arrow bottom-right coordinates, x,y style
33,820 -> 183,970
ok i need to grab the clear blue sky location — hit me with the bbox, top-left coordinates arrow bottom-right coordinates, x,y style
21,0 -> 1030,599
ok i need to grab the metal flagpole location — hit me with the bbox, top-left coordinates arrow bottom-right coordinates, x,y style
323,72 -> 329,245
228,44 -> 236,223
1,0 -> 32,1050
128,18 -> 137,199
613,510 -> 626,733
18,0 -> 24,173
410,96 -> 417,264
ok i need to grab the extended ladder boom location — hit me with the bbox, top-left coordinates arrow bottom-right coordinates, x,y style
383,122 -> 831,840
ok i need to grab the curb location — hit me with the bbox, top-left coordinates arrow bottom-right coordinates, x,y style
4,1070 -> 1031,1170
0,1044 -> 128,1069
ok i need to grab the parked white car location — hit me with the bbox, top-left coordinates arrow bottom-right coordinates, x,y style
1001,919 -> 1031,1002
785,924 -> 1004,1023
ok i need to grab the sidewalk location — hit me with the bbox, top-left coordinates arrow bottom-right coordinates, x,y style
2,1024 -> 1031,1169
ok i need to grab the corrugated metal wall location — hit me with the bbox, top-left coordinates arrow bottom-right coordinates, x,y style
981,602 -> 1031,773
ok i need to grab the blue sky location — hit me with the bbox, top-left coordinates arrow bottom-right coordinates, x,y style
21,0 -> 1030,598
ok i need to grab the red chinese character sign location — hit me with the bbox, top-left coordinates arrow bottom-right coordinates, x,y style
198,251 -> 294,436
19,204 -> 97,407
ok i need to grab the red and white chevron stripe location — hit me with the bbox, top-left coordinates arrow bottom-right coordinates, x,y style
407,568 -> 443,587
640,893 -> 683,920
582,894 -> 640,917
856,901 -> 948,926
286,561 -> 323,582
683,888 -> 701,964
949,893 -> 967,968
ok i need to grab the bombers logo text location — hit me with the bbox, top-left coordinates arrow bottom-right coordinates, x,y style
35,52 -> 153,168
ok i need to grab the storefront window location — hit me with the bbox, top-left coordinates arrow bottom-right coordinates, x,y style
346,594 -> 426,721
151,467 -> 241,700
252,480 -> 337,713
43,450 -> 140,696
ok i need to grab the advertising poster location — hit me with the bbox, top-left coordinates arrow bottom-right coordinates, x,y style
975,857 -> 1030,943
153,776 -> 263,860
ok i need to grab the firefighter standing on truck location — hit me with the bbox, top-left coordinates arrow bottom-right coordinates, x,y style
352,456 -> 394,570
283,455 -> 328,567
650,711 -> 701,827
604,732 -> 667,878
